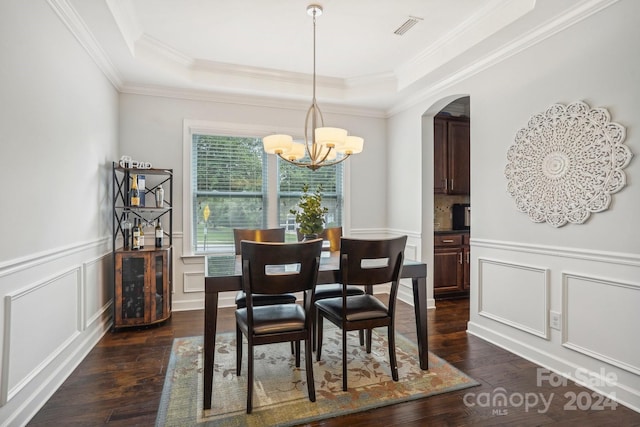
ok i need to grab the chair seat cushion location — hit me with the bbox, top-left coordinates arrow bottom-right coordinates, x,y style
314,284 -> 364,300
315,294 -> 388,321
236,304 -> 305,335
235,291 -> 297,308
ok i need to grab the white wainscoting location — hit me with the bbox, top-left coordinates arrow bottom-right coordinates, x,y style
477,258 -> 549,339
469,238 -> 640,413
182,270 -> 205,294
0,239 -> 112,426
563,273 -> 640,376
2,267 -> 82,404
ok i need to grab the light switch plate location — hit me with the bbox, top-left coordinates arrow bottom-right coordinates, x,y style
550,311 -> 562,330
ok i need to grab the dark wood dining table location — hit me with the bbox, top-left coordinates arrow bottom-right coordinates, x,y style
203,252 -> 428,410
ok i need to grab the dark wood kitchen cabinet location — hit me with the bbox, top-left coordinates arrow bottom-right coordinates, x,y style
434,115 -> 470,195
434,232 -> 470,298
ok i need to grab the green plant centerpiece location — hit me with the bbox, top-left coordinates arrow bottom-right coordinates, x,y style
290,184 -> 329,238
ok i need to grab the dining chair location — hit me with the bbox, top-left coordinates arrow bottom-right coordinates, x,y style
233,228 -> 296,309
235,239 -> 323,413
315,235 -> 407,391
233,228 -> 298,355
297,227 -> 365,350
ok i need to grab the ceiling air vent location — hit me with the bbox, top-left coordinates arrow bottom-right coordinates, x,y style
393,16 -> 423,36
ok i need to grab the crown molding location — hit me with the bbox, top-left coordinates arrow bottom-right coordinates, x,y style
389,0 -> 621,116
50,0 -> 619,118
47,0 -> 123,89
120,84 -> 388,119
396,0 -> 535,90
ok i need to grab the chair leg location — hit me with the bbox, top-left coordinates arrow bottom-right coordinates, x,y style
342,328 -> 348,391
366,328 -> 372,353
246,342 -> 254,414
312,308 -> 318,351
305,335 -> 316,402
316,314 -> 324,361
359,329 -> 364,346
236,325 -> 243,376
295,340 -> 301,367
387,327 -> 399,381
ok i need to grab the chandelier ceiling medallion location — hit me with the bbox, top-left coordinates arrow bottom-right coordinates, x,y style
262,4 -> 363,171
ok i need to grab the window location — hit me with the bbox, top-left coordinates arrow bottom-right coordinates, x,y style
278,161 -> 342,234
185,122 -> 344,255
191,134 -> 267,252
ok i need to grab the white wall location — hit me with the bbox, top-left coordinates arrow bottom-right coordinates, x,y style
0,1 -> 118,425
387,0 -> 639,412
118,93 -> 390,310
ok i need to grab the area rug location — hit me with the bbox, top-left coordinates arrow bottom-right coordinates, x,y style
156,329 -> 478,427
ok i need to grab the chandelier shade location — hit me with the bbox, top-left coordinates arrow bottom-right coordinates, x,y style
262,4 -> 363,171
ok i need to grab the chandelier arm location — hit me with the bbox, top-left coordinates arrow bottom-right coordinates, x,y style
304,100 -> 326,163
278,152 -> 350,171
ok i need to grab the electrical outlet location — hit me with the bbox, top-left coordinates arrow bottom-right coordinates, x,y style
550,311 -> 562,331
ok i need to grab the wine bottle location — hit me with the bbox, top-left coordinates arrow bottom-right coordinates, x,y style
132,218 -> 140,250
155,185 -> 164,207
122,217 -> 132,250
130,174 -> 140,207
139,219 -> 145,249
155,220 -> 163,248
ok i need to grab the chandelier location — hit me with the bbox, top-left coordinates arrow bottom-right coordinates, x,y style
262,4 -> 364,171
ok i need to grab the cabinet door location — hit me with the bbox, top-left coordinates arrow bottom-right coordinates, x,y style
463,247 -> 470,290
115,252 -> 150,326
150,249 -> 170,322
448,119 -> 470,195
433,118 -> 448,194
434,247 -> 464,294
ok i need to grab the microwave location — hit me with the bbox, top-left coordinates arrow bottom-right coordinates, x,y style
452,203 -> 470,230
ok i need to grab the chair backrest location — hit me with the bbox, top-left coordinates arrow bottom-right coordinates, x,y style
233,228 -> 285,255
339,236 -> 407,289
241,240 -> 323,297
296,226 -> 343,252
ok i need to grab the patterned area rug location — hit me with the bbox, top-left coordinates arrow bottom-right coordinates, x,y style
156,329 -> 478,426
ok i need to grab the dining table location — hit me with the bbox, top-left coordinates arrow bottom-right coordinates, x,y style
202,252 -> 428,410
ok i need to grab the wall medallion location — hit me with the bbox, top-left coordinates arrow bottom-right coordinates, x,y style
504,101 -> 632,227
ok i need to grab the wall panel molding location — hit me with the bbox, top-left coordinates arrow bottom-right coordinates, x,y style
478,258 -> 549,339
1,266 -> 82,404
83,253 -> 113,330
182,271 -> 205,293
562,273 -> 640,375
473,238 -> 640,267
0,237 -> 110,278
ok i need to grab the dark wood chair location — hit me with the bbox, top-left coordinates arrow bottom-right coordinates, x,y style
233,228 -> 297,355
235,239 -> 323,413
233,228 -> 296,309
315,235 -> 407,391
297,227 -> 366,350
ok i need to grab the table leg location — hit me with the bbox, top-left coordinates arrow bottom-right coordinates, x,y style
412,276 -> 429,370
203,291 -> 219,410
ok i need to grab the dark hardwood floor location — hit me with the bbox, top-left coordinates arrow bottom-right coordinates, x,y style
28,298 -> 640,426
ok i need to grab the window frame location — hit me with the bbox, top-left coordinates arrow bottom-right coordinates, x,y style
182,119 -> 352,257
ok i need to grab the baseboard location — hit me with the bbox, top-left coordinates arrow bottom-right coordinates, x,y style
467,321 -> 640,414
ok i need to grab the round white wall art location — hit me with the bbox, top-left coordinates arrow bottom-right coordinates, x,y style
504,101 -> 632,227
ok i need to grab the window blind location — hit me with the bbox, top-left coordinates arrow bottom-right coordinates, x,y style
192,134 -> 266,252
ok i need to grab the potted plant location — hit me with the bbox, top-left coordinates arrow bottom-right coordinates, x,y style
290,184 -> 328,239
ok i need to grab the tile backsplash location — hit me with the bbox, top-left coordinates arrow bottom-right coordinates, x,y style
434,194 -> 470,231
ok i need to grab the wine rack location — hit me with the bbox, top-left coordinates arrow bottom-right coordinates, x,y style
112,162 -> 173,329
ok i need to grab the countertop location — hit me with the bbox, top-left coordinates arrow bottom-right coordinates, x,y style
434,229 -> 469,235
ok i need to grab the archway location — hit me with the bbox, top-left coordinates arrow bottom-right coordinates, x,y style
420,95 -> 470,308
